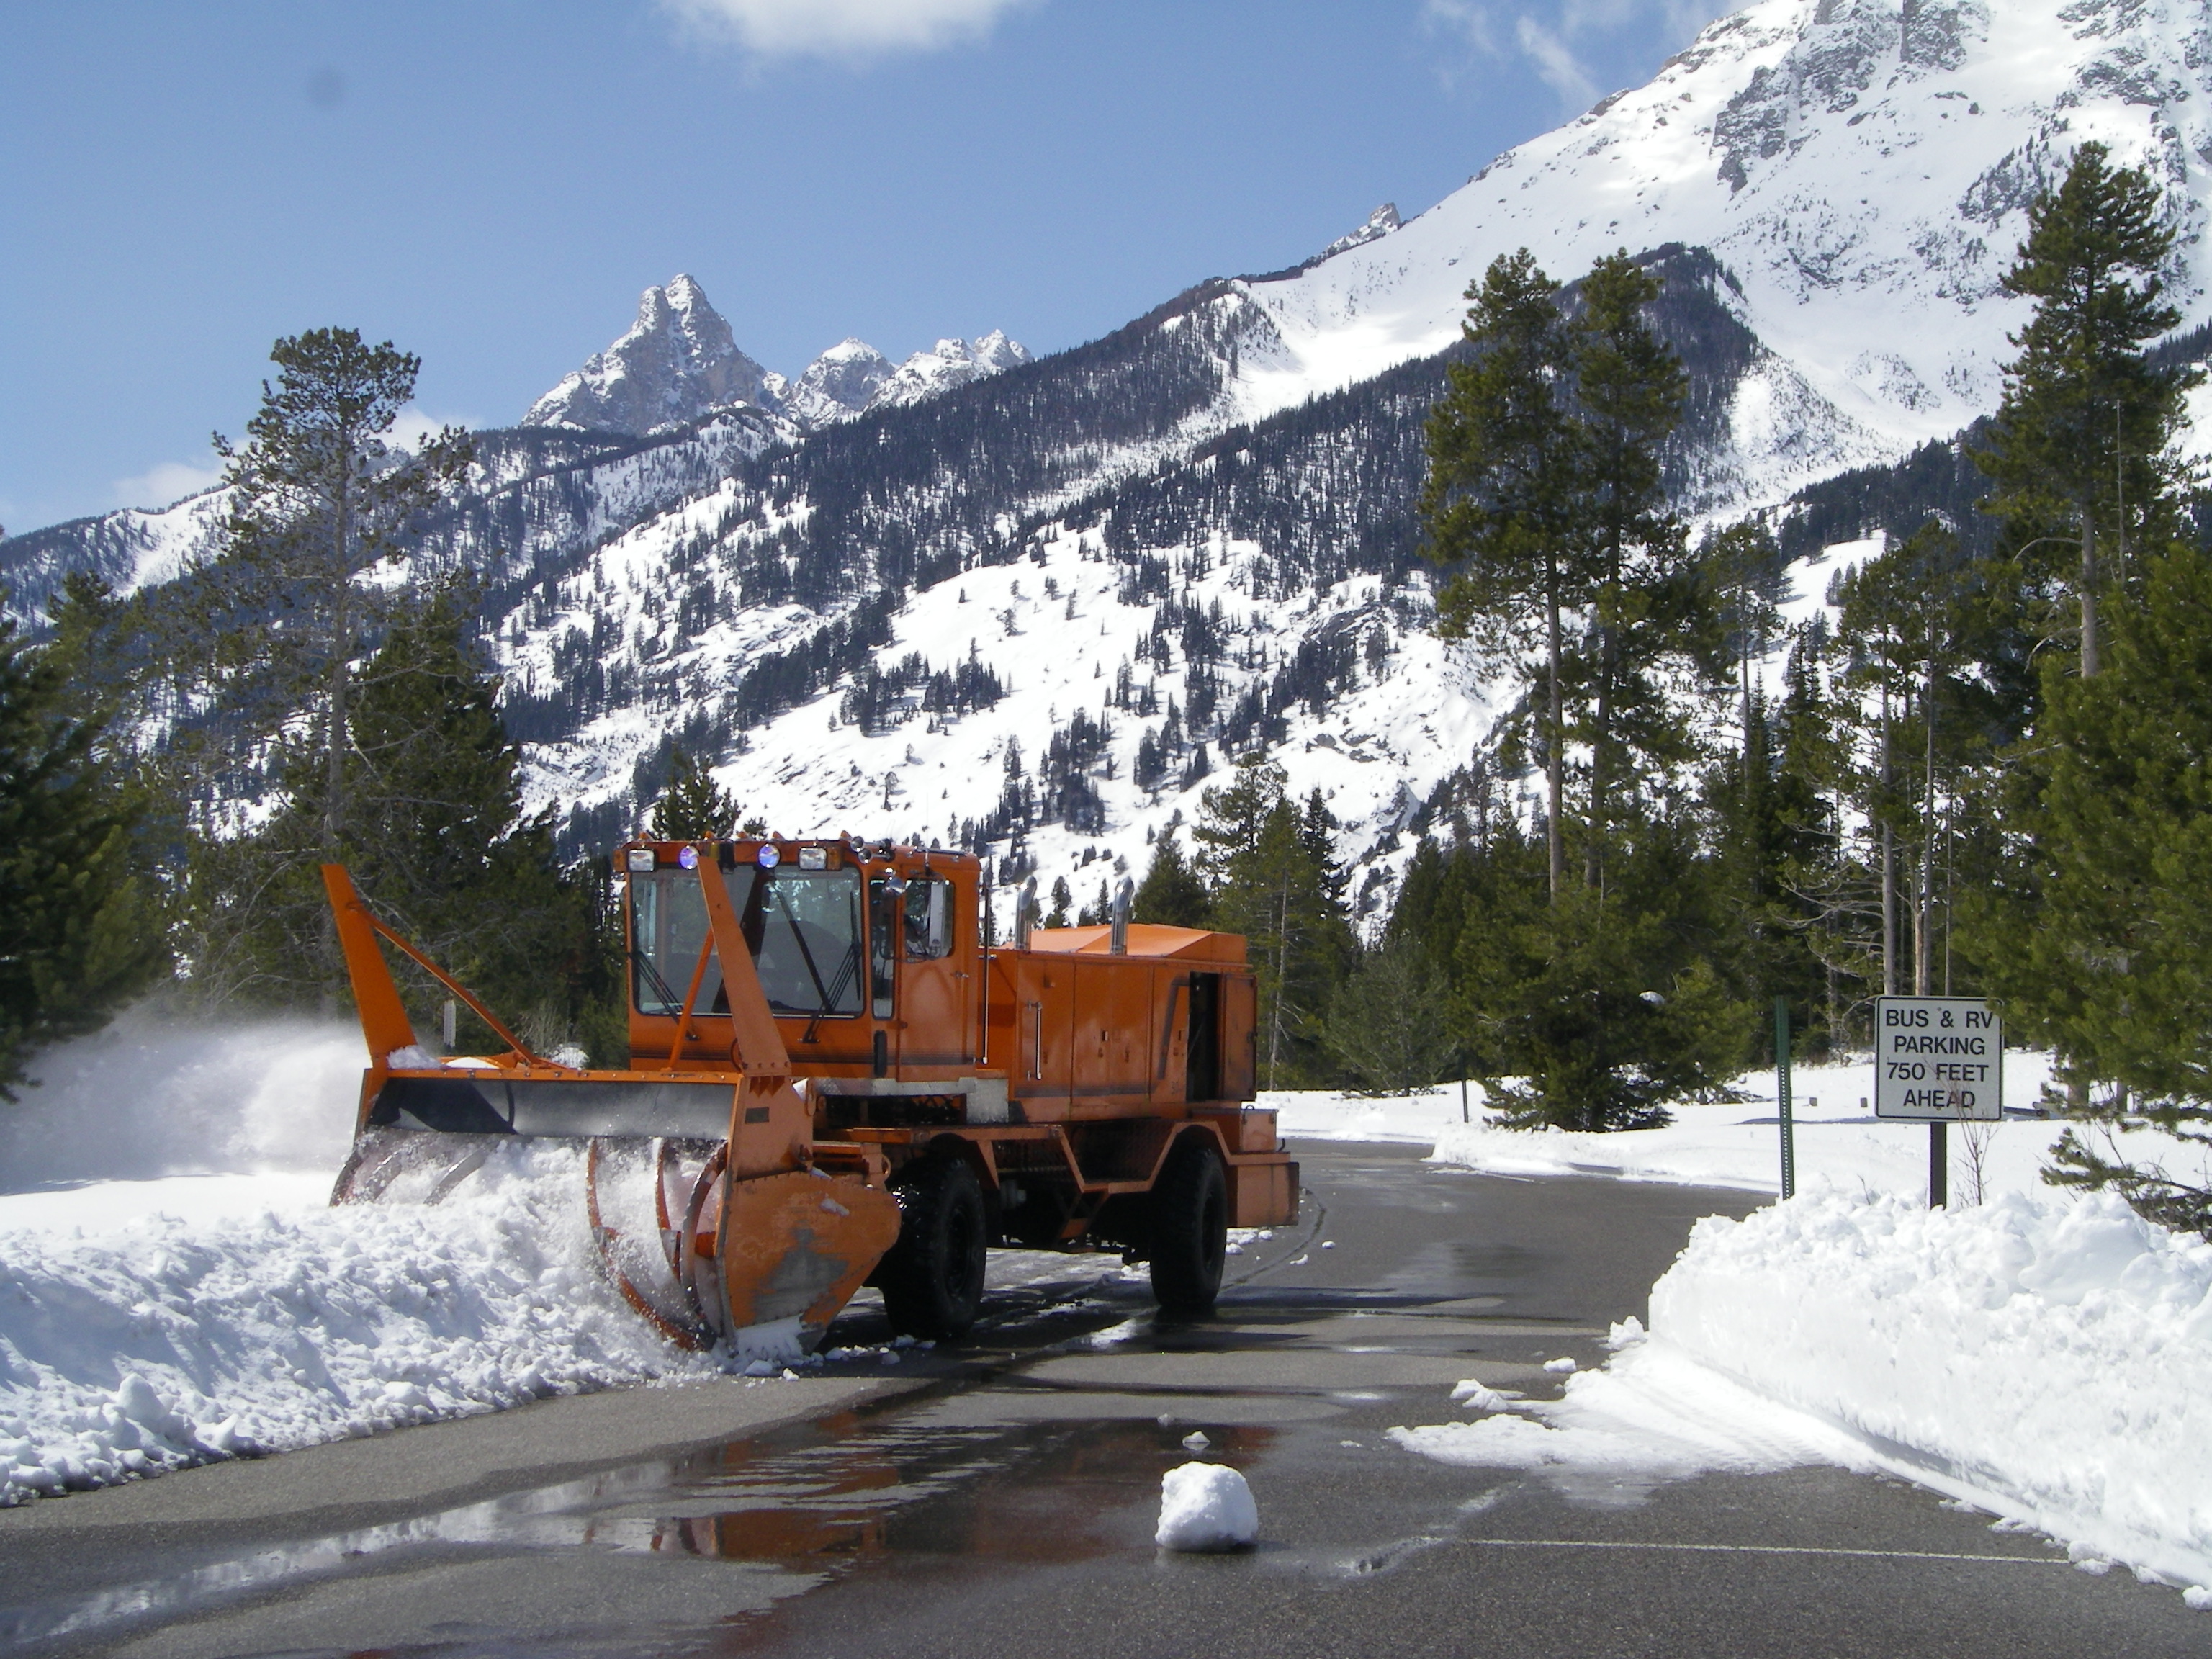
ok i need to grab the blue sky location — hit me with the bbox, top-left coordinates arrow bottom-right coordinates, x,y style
0,0 -> 1730,533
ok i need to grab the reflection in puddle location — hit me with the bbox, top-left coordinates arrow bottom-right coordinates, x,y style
2,1405 -> 1276,1655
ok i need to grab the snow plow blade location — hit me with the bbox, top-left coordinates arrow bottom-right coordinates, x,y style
321,862 -> 902,1357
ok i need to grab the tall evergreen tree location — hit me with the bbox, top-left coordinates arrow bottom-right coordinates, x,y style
1421,251 -> 1588,896
0,604 -> 170,1092
1571,251 -> 1696,886
1977,142 -> 2198,683
189,586 -> 603,1051
649,747 -> 762,840
189,328 -> 473,860
1992,541 -> 2212,1233
1832,522 -> 1984,999
1322,940 -> 1463,1094
1195,757 -> 1355,1087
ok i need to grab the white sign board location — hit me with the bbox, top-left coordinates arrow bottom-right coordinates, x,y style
1874,996 -> 2002,1120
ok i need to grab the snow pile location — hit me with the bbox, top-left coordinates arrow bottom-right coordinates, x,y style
1645,1185 -> 2212,1588
1393,1335 -> 1865,1504
1156,1460 -> 1258,1552
0,1141 -> 698,1505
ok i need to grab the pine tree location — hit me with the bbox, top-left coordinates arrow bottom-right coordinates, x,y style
649,747 -> 761,840
1572,251 -> 1696,885
189,586 -> 603,1051
1420,251 -> 1588,896
1451,824 -> 1745,1131
1197,758 -> 1355,1087
181,328 -> 472,863
1990,542 -> 2212,1233
1832,522 -> 1984,999
1322,940 -> 1462,1094
0,606 -> 170,1092
1132,827 -> 1211,929
1977,142 -> 2199,683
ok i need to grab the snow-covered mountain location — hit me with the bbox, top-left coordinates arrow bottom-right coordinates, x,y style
524,275 -> 1030,436
868,332 -> 1034,410
1225,0 -> 2212,500
13,0 -> 2212,926
524,275 -> 775,434
765,338 -> 896,427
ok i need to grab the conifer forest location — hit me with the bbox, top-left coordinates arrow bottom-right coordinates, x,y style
7,145 -> 2211,1236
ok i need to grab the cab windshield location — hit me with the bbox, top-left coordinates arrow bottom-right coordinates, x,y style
631,866 -> 865,1018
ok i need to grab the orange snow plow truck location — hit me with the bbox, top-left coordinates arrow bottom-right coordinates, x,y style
321,837 -> 1298,1356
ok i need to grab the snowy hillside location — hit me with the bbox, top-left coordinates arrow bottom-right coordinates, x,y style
1226,0 -> 2212,493
13,0 -> 2212,924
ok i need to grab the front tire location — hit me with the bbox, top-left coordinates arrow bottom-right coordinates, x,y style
877,1154 -> 989,1339
1148,1136 -> 1228,1317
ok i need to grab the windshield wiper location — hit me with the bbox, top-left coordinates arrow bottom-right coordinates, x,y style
801,942 -> 863,1046
773,886 -> 837,1015
630,945 -> 685,1017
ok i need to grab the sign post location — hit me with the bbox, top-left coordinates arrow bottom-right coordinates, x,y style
1773,997 -> 1795,1200
1873,995 -> 2002,1209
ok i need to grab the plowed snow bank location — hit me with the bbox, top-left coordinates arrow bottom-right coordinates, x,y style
0,1142 -> 699,1506
1395,1183 -> 2212,1602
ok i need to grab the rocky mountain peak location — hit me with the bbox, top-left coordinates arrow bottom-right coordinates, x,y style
871,333 -> 1034,409
523,274 -> 772,436
1318,202 -> 1403,263
774,337 -> 897,427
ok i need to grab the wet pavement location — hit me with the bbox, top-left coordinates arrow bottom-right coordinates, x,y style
1,1143 -> 2204,1657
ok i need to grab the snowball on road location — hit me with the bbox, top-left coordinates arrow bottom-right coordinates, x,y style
1156,1461 -> 1258,1552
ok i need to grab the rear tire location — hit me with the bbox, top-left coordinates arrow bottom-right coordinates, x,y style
877,1154 -> 989,1340
1148,1136 -> 1228,1317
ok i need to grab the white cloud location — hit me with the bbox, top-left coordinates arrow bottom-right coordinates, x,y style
388,405 -> 475,450
659,0 -> 1033,60
111,460 -> 222,512
1423,0 -> 1734,112
1516,14 -> 1599,108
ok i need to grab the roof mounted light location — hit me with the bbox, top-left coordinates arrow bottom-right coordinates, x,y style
757,842 -> 781,869
677,845 -> 700,870
798,845 -> 827,870
625,848 -> 656,873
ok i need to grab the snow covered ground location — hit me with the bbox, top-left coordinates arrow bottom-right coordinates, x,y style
0,1015 -> 723,1507
6,1016 -> 2208,1614
1299,1065 -> 2212,1608
1271,1050 -> 2066,1201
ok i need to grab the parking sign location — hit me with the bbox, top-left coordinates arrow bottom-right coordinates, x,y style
1874,996 -> 2002,1120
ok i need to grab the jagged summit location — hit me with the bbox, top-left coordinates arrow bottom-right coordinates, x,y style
523,274 -> 772,435
1317,202 -> 1401,264
526,276 -> 1033,435
770,338 -> 896,426
870,333 -> 1034,410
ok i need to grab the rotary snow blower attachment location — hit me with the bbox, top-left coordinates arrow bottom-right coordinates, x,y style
323,860 -> 900,1357
324,835 -> 1298,1359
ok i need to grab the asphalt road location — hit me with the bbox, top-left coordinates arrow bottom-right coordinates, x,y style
0,1142 -> 2201,1657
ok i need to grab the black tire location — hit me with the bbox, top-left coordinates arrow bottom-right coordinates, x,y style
877,1154 -> 990,1340
1148,1136 -> 1228,1317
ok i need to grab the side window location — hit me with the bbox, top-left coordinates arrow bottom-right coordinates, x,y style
904,878 -> 952,961
868,877 -> 898,1017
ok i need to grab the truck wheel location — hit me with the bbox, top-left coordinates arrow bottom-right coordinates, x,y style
1149,1136 -> 1228,1317
878,1154 -> 989,1340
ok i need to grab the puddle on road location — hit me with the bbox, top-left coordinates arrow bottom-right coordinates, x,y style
0,1400 -> 1278,1658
